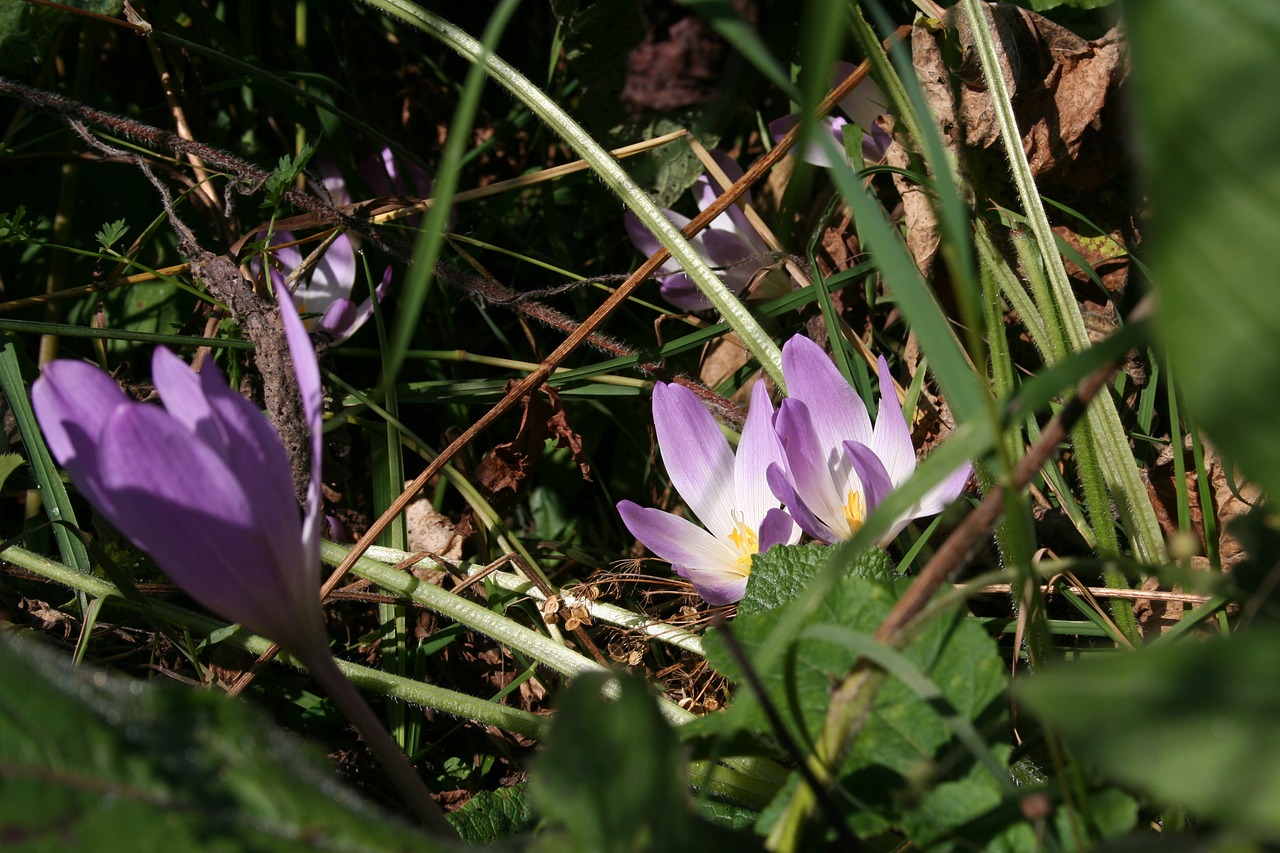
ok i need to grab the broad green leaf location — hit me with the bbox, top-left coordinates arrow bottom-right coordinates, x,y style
528,673 -> 756,853
1017,629 -> 1280,839
706,571 -> 1003,778
1127,1 -> 1280,498
739,543 -> 892,616
0,634 -> 451,852
448,785 -> 535,844
0,0 -> 122,73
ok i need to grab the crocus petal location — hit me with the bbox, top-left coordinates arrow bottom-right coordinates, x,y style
782,335 -> 873,451
775,398 -> 854,539
686,574 -> 750,608
832,62 -> 891,131
842,440 -> 894,514
617,501 -> 744,589
96,404 -> 320,653
623,211 -> 682,276
274,231 -> 357,318
758,507 -> 800,551
769,113 -> 847,169
869,356 -> 916,488
734,382 -> 792,535
318,266 -> 394,344
652,383 -> 737,540
658,274 -> 714,311
913,462 -> 973,519
275,273 -> 324,576
700,228 -> 758,276
691,149 -> 748,212
360,148 -> 432,200
31,361 -> 129,499
767,461 -> 839,543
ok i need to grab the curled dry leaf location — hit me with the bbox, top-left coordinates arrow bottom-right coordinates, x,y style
899,6 -> 1129,280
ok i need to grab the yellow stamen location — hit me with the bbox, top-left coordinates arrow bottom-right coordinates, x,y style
728,518 -> 760,574
843,489 -> 865,534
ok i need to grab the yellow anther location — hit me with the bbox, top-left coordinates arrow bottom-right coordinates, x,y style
843,489 -> 865,533
728,519 -> 760,574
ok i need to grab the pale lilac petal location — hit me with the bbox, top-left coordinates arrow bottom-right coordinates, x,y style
31,360 -> 129,494
758,507 -> 800,551
652,383 -> 736,539
775,399 -> 850,539
690,150 -> 747,212
869,356 -> 916,488
912,462 -> 972,519
318,265 -> 394,344
360,148 -> 432,200
768,461 -> 839,543
617,501 -> 743,582
275,274 -> 323,575
862,125 -> 893,163
700,229 -> 757,275
313,160 -> 351,207
685,573 -> 749,607
782,335 -> 873,451
659,275 -> 713,311
96,405 -> 320,653
690,151 -> 758,247
150,347 -> 226,455
317,299 -> 359,341
834,66 -> 891,132
275,231 -> 356,317
769,113 -> 844,169
624,210 -> 683,276
733,382 -> 789,531
843,440 -> 894,514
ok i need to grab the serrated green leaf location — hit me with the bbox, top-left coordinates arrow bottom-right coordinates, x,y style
738,543 -> 892,616
1017,629 -> 1280,840
448,785 -> 535,844
704,576 -> 1007,837
262,139 -> 319,210
94,219 -> 128,251
0,453 -> 24,492
0,634 -> 452,852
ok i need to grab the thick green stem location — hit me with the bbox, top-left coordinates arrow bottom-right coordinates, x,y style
302,650 -> 457,837
359,0 -> 784,388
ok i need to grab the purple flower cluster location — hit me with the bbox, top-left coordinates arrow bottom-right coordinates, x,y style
618,336 -> 971,605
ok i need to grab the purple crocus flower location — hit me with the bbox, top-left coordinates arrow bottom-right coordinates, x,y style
618,381 -> 799,605
769,61 -> 893,167
33,294 -> 457,834
768,335 -> 971,544
624,150 -> 784,311
32,280 -> 327,660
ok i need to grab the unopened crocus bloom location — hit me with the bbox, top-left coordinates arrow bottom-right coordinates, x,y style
624,150 -> 786,311
618,381 -> 799,605
769,61 -> 892,167
32,280 -> 327,660
32,290 -> 456,834
769,335 -> 971,544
